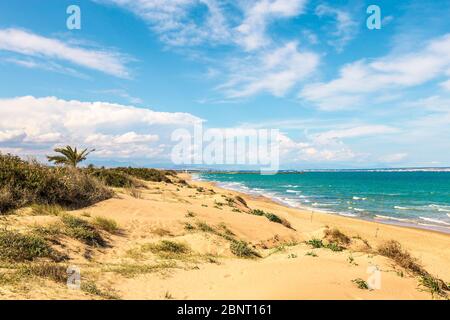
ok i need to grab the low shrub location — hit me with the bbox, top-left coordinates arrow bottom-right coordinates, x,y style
61,215 -> 105,247
234,196 -> 248,207
230,240 -> 260,258
87,168 -> 139,188
377,240 -> 425,275
324,228 -> 351,246
0,153 -> 113,213
352,278 -> 369,290
0,230 -> 56,262
306,238 -> 324,249
19,262 -> 67,283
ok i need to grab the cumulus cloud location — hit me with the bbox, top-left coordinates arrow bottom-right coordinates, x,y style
300,34 -> 450,110
0,96 -> 202,160
0,28 -> 131,78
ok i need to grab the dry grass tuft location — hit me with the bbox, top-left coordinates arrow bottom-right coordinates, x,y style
324,228 -> 351,246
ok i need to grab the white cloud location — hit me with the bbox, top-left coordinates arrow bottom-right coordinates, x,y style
236,0 -> 308,51
315,4 -> 357,51
300,34 -> 450,110
0,96 -> 202,160
98,0 -> 307,50
0,28 -> 131,78
440,79 -> 450,91
219,42 -> 319,98
314,125 -> 399,144
277,132 -> 359,163
378,153 -> 408,163
96,0 -> 230,46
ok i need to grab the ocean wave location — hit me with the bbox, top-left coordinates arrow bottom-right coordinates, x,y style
394,206 -> 408,210
419,217 -> 450,226
352,196 -> 367,200
286,189 -> 299,193
339,212 -> 358,217
353,208 -> 365,212
375,215 -> 411,222
429,204 -> 450,212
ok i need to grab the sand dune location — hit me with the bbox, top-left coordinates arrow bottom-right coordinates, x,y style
1,173 -> 448,300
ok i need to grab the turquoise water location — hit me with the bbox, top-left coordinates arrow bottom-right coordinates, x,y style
198,171 -> 450,233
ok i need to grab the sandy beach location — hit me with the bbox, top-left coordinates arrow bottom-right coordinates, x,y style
1,173 -> 449,300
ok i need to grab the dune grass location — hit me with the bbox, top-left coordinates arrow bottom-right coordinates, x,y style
93,216 -> 119,234
230,240 -> 260,258
0,229 -> 59,262
378,240 -> 449,298
324,228 -> 351,246
61,215 -> 105,247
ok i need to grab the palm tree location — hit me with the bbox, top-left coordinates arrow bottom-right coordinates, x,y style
47,146 -> 95,168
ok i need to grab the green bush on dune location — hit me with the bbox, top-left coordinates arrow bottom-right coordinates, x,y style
0,153 -> 113,214
86,168 -> 140,188
115,167 -> 173,183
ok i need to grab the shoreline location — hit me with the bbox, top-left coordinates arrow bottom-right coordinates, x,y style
193,174 -> 450,236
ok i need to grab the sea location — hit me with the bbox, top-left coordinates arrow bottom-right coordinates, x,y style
196,171 -> 450,233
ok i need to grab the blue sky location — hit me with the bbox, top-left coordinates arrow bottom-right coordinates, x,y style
0,0 -> 449,169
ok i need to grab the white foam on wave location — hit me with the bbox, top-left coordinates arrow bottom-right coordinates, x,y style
394,206 -> 408,210
429,204 -> 450,212
352,196 -> 367,200
353,208 -> 365,212
419,217 -> 450,226
339,212 -> 358,217
286,189 -> 299,193
375,215 -> 411,222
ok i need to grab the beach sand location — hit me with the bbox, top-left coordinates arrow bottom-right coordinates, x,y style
1,173 -> 449,300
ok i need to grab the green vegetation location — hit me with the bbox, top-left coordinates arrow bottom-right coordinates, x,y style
306,238 -> 324,249
305,251 -> 318,257
81,280 -> 119,299
106,262 -> 176,278
0,230 -> 58,262
31,204 -> 63,216
93,216 -> 119,234
324,228 -> 351,246
378,240 -> 449,298
306,238 -> 344,252
250,209 -> 265,216
19,262 -> 67,283
144,240 -> 190,259
196,221 -> 215,233
377,240 -> 425,275
47,146 -> 94,168
185,211 -> 196,218
352,278 -> 369,290
184,222 -> 195,231
87,168 -> 140,188
250,209 -> 292,228
234,196 -> 248,207
230,240 -> 260,258
0,153 -> 112,213
264,212 -> 283,224
61,215 -> 105,247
